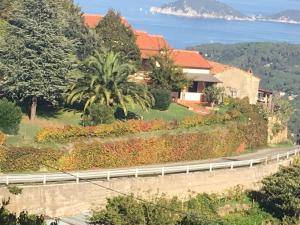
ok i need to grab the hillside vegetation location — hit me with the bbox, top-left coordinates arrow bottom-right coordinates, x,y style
91,161 -> 300,225
190,42 -> 300,139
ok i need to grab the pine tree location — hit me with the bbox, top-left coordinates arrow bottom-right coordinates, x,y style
0,0 -> 73,120
0,19 -> 6,46
95,10 -> 141,65
59,0 -> 98,60
0,0 -> 13,19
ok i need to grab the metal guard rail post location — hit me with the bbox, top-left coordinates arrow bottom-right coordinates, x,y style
0,148 -> 299,185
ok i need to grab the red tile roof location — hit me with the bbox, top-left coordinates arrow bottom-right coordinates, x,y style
83,14 -> 211,69
209,61 -> 261,79
135,31 -> 171,59
83,14 -> 130,28
83,14 -> 102,28
170,50 -> 211,69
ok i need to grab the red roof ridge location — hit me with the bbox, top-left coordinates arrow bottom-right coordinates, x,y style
170,49 -> 211,69
83,13 -> 127,20
209,60 -> 261,79
83,13 -> 130,28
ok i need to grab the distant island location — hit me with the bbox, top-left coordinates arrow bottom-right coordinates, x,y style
150,0 -> 300,24
150,0 -> 248,21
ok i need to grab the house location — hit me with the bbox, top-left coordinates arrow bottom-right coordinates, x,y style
135,32 -> 220,102
258,89 -> 273,111
210,61 -> 261,105
82,13 -> 261,105
170,50 -> 221,102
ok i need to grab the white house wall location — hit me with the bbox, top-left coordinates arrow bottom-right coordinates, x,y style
183,68 -> 210,75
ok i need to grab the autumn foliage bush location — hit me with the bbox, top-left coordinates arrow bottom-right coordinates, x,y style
57,99 -> 268,171
0,146 -> 63,172
35,109 -> 245,144
0,132 -> 6,145
12,98 -> 268,172
59,122 -> 265,171
36,119 -> 171,143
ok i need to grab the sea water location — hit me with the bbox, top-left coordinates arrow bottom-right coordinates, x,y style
75,0 -> 300,48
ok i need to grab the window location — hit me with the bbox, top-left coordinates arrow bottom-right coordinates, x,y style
231,90 -> 238,98
188,82 -> 198,93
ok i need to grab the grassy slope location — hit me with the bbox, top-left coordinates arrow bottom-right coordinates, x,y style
6,110 -> 82,148
131,103 -> 195,121
6,104 -> 195,148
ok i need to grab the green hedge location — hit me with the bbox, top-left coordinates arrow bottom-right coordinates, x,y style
0,98 -> 22,134
151,89 -> 172,111
81,104 -> 115,126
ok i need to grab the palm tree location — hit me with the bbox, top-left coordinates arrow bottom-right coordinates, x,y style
66,50 -> 153,115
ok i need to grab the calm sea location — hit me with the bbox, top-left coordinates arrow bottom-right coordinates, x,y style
75,0 -> 300,48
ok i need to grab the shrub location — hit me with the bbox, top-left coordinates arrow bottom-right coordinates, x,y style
0,132 -> 6,145
0,200 -> 46,225
204,86 -> 225,107
272,122 -> 285,136
60,125 -> 249,171
7,186 -> 23,195
259,165 -> 300,219
151,89 -> 172,111
0,146 -> 63,172
36,97 -> 267,154
90,195 -> 183,225
36,119 -> 170,143
81,104 -> 115,126
114,107 -> 142,120
0,98 -> 22,134
91,195 -> 225,225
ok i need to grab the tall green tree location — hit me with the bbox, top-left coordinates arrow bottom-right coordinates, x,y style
66,50 -> 153,115
0,0 -> 13,19
59,0 -> 98,60
149,51 -> 189,91
0,0 -> 73,120
95,10 -> 141,65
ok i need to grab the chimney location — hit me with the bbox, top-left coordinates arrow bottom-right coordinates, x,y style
248,68 -> 253,74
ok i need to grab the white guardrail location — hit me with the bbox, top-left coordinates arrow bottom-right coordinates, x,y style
0,148 -> 299,185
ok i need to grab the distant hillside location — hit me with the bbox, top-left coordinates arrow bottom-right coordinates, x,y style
267,10 -> 300,23
150,0 -> 246,20
189,42 -> 300,137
